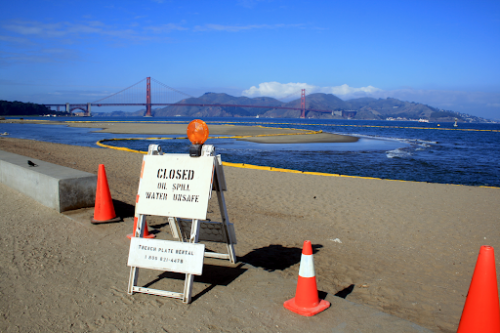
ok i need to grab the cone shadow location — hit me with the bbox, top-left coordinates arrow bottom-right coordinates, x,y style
318,290 -> 328,300
112,199 -> 135,220
238,243 -> 323,272
334,284 -> 355,299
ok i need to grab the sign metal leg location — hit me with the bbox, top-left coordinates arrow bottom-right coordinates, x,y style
183,219 -> 200,303
216,186 -> 236,264
128,214 -> 146,294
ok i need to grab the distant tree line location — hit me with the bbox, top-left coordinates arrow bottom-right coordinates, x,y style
0,100 -> 66,116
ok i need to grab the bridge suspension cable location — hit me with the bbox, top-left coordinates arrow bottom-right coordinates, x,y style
92,78 -> 147,104
151,78 -> 195,99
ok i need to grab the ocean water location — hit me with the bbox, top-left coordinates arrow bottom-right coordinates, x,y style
1,116 -> 499,187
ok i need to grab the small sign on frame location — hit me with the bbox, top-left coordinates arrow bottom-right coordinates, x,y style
128,237 -> 205,276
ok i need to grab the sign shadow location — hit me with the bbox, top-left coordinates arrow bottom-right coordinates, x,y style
142,263 -> 247,303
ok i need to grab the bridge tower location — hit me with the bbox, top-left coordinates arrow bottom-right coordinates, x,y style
145,77 -> 152,117
300,89 -> 306,118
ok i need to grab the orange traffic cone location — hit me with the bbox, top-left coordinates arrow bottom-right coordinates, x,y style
127,216 -> 155,239
457,245 -> 500,332
284,240 -> 330,316
91,164 -> 121,224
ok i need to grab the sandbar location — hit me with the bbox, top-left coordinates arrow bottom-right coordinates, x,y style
1,119 -> 358,143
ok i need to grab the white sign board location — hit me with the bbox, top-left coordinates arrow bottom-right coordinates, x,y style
136,154 -> 215,220
128,238 -> 205,275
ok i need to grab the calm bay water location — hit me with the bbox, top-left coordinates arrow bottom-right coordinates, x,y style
1,116 -> 499,187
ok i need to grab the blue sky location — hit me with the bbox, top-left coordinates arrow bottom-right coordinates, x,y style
1,0 -> 499,119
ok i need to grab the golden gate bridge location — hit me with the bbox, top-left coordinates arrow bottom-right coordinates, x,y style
43,77 -> 336,118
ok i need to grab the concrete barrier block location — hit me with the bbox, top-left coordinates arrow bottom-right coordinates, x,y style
0,150 -> 97,212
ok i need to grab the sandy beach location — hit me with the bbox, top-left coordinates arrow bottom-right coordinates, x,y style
0,122 -> 499,332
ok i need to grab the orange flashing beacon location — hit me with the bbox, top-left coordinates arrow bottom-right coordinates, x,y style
187,119 -> 209,156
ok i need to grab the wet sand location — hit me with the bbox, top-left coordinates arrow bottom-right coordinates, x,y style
0,122 -> 499,332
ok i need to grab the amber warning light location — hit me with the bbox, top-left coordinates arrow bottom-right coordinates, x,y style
187,119 -> 209,157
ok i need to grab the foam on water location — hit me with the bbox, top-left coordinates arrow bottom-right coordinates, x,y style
386,148 -> 412,158
341,132 -> 437,146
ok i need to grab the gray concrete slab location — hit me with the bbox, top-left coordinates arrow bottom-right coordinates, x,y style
0,149 -> 96,212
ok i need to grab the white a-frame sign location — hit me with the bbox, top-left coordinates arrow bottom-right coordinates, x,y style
127,144 -> 236,304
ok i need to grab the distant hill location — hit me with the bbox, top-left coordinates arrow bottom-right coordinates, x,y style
94,93 -> 489,122
262,93 -> 348,118
346,97 -> 438,120
153,93 -> 282,117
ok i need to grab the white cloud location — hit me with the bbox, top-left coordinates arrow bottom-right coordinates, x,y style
237,0 -> 264,8
2,20 -> 153,42
242,82 -> 312,98
193,23 -> 303,32
194,24 -> 268,32
0,47 -> 80,66
0,35 -> 36,45
3,21 -> 68,38
242,82 -> 381,99
3,20 -> 308,42
145,23 -> 188,33
319,84 -> 382,96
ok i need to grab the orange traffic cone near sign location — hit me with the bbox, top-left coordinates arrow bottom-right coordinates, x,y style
127,216 -> 155,239
457,245 -> 500,332
284,240 -> 330,316
91,164 -> 121,224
